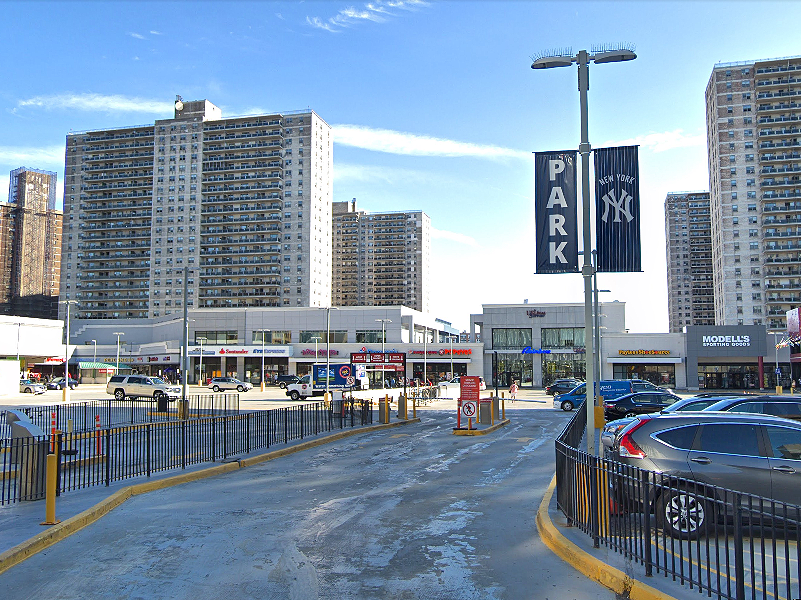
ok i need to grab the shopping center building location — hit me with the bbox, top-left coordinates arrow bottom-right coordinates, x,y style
67,306 -> 482,387
470,303 -> 790,391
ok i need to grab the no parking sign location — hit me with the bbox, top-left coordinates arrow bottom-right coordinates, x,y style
461,400 -> 477,419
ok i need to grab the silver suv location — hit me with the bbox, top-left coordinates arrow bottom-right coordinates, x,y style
106,375 -> 182,401
208,377 -> 253,392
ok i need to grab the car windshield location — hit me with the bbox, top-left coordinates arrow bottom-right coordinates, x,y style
150,378 -> 168,385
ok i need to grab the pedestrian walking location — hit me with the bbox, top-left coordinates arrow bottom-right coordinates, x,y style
509,380 -> 518,402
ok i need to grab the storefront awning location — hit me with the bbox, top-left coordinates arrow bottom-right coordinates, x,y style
606,357 -> 683,364
78,361 -> 131,370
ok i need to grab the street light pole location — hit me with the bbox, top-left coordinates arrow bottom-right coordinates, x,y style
772,331 -> 782,394
197,336 -> 207,387
323,307 -> 338,398
114,332 -> 124,379
531,45 -> 636,457
59,300 -> 78,402
256,329 -> 270,391
450,334 -> 454,381
423,326 -> 428,386
376,319 -> 391,389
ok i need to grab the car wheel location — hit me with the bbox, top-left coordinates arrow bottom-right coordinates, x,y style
237,385 -> 244,392
213,385 -> 220,392
655,487 -> 710,540
625,411 -> 637,418
24,387 -> 32,393
290,390 -> 300,401
279,382 -> 287,389
114,389 -> 125,401
561,400 -> 574,411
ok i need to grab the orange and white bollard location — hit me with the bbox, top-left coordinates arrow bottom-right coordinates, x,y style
95,414 -> 101,454
50,412 -> 56,453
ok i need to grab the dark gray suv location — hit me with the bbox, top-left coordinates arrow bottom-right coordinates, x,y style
611,412 -> 801,538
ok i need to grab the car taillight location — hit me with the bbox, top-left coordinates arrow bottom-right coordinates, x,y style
617,417 -> 650,459
603,402 -> 615,409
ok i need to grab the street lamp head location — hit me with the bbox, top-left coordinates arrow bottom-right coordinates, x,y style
531,55 -> 574,69
592,49 -> 637,64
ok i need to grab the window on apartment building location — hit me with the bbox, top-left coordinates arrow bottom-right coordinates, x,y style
729,154 -> 736,162
731,179 -> 737,187
726,94 -> 733,102
745,154 -> 754,162
743,92 -> 751,100
743,117 -> 752,124
727,118 -> 735,125
744,129 -> 753,136
730,167 -> 737,175
743,105 -> 751,112
747,191 -> 756,198
746,179 -> 755,186
746,166 -> 755,174
749,229 -> 758,237
727,106 -> 733,114
731,192 -> 738,200
750,242 -> 759,250
749,216 -> 758,224
736,294 -> 743,302
728,131 -> 735,138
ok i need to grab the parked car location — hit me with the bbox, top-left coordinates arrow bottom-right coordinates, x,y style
601,394 -> 737,449
554,379 -> 661,411
275,374 -> 300,389
20,379 -> 45,394
704,395 -> 801,421
609,412 -> 801,538
208,377 -> 253,392
47,376 -> 79,390
545,379 -> 582,396
441,376 -> 486,390
106,375 -> 182,401
603,390 -> 681,421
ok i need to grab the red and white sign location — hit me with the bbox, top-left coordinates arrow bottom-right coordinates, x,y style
460,376 -> 481,401
461,400 -> 478,418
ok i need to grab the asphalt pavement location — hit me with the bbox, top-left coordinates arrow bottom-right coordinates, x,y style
0,393 -> 626,600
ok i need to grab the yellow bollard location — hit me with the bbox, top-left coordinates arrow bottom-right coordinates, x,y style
41,452 -> 60,525
413,396 -> 417,419
324,391 -> 330,409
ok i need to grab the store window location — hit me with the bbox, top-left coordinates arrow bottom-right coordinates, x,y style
613,364 -> 676,388
542,328 -> 585,349
300,330 -> 347,343
491,328 -> 532,349
356,330 -> 385,344
194,331 -> 238,345
252,330 -> 291,345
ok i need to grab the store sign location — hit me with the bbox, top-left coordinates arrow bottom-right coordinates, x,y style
351,352 -> 406,364
702,335 -> 751,348
526,310 -> 546,318
618,350 -> 671,356
300,349 -> 339,356
44,357 -> 65,364
408,349 -> 472,356
521,346 -> 551,355
219,348 -> 249,355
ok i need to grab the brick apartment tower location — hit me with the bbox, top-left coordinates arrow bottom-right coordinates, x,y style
60,99 -> 332,320
706,55 -> 801,329
664,191 -> 715,332
332,199 -> 430,312
0,168 -> 62,319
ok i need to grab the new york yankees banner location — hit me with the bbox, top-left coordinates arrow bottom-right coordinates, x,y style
534,151 -> 579,274
594,145 -> 641,272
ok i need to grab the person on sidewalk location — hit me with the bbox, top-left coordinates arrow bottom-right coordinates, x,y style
509,380 -> 518,402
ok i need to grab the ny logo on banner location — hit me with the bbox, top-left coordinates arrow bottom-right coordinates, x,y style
600,189 -> 634,223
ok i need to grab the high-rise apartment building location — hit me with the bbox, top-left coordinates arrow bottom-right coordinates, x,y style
60,99 -> 332,320
332,199 -> 430,312
706,55 -> 801,329
664,191 -> 715,332
0,168 -> 62,319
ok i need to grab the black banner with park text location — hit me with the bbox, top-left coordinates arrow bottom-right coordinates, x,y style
534,151 -> 579,274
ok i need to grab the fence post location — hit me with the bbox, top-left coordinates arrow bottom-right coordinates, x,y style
284,408 -> 288,444
246,412 -> 251,454
181,420 -> 186,470
300,405 -> 304,439
146,424 -> 152,478
266,410 -> 271,449
733,493 -> 745,600
641,469 -> 653,576
589,456 -> 600,548
104,428 -> 111,487
211,417 -> 216,462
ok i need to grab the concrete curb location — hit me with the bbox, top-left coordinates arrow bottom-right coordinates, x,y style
452,418 -> 510,436
0,417 -> 420,575
536,475 -> 678,600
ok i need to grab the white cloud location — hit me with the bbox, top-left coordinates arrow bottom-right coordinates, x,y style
0,145 -> 65,166
601,129 -> 705,153
129,32 -> 146,39
150,30 -> 162,35
430,227 -> 479,247
307,0 -> 427,32
17,93 -> 173,114
332,124 -> 529,160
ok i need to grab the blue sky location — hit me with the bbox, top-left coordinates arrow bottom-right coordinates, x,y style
2,1 -> 800,333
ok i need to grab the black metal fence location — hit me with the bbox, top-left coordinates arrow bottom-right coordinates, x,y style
555,406 -> 801,600
0,394 -> 240,438
1,399 -> 372,505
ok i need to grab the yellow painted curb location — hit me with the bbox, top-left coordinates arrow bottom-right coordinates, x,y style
452,419 -> 510,436
0,417 -> 420,575
536,475 -> 677,600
